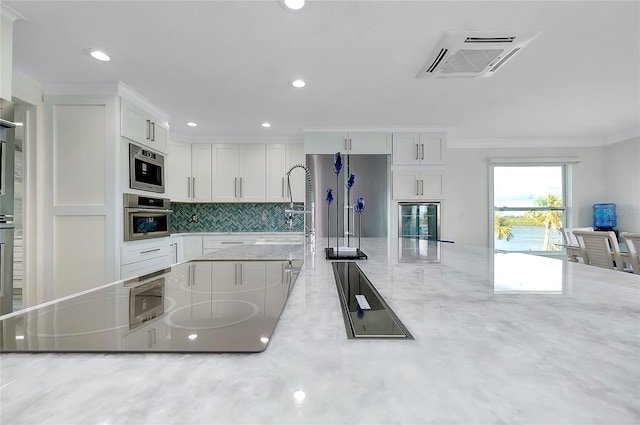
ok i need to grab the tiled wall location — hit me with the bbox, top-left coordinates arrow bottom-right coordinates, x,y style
170,203 -> 305,233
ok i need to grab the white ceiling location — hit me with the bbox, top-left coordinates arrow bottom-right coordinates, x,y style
4,1 -> 640,145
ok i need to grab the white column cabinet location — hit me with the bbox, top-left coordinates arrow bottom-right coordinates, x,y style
266,144 -> 305,203
212,144 -> 265,202
121,99 -> 168,153
392,133 -> 446,165
304,132 -> 391,154
392,169 -> 446,200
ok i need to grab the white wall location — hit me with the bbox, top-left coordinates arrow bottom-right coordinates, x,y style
0,15 -> 13,100
604,137 -> 640,232
443,145 -> 608,247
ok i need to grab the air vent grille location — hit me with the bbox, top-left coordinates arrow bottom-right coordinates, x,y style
465,36 -> 516,43
416,30 -> 541,79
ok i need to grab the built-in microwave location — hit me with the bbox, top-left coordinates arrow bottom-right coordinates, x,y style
124,193 -> 172,242
129,143 -> 165,193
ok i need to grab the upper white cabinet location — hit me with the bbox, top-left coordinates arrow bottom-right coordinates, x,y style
392,169 -> 446,200
212,144 -> 266,202
191,144 -> 213,202
266,144 -> 305,203
392,133 -> 446,166
166,143 -> 212,202
166,142 -> 192,202
304,132 -> 391,154
121,98 -> 168,153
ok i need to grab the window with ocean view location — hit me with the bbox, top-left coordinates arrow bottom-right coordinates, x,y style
493,165 -> 565,252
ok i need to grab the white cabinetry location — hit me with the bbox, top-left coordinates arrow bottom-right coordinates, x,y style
304,132 -> 391,154
266,144 -> 305,203
183,235 -> 203,260
212,144 -> 265,202
203,234 -> 257,256
121,239 -> 172,280
392,133 -> 446,165
166,142 -> 192,202
392,169 -> 446,200
121,99 -> 168,153
166,143 -> 212,202
191,144 -> 213,202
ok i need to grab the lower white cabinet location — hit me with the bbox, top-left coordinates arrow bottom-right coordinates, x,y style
392,169 -> 446,200
121,239 -> 172,280
202,234 -> 257,255
183,235 -> 203,260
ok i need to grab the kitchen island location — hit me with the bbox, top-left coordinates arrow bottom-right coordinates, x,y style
1,238 -> 639,424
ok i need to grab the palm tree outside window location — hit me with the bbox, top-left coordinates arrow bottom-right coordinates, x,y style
493,165 -> 566,252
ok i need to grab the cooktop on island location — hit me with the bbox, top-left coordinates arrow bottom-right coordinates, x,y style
0,259 -> 303,353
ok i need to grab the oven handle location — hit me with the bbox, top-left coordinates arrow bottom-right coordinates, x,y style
126,208 -> 173,214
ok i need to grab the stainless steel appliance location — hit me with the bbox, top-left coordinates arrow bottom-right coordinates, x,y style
399,202 -> 441,262
129,143 -> 165,193
124,193 -> 172,241
306,154 -> 389,241
0,99 -> 16,316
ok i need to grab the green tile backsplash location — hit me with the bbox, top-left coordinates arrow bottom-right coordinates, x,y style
170,203 -> 304,233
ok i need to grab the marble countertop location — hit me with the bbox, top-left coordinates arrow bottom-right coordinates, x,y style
2,238 -> 639,424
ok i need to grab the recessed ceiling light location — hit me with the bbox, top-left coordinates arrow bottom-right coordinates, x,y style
292,79 -> 306,88
284,0 -> 305,10
89,50 -> 111,62
261,122 -> 272,128
187,122 -> 198,127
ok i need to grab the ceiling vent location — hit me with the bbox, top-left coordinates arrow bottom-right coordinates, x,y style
416,30 -> 541,79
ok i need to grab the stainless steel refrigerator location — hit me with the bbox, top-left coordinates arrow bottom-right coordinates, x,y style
306,154 -> 389,247
0,99 -> 16,315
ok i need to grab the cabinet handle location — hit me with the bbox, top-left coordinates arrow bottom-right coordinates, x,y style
421,179 -> 424,196
187,177 -> 191,197
146,120 -> 151,140
415,144 -> 419,160
221,241 -> 243,244
239,263 -> 243,285
239,177 -> 243,198
416,180 -> 419,196
140,248 -> 161,254
0,243 -> 4,297
282,177 -> 285,198
151,122 -> 156,141
147,330 -> 153,348
349,138 -> 352,150
234,177 -> 238,197
421,144 -> 425,160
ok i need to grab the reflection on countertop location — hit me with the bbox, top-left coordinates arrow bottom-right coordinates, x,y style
1,238 -> 639,424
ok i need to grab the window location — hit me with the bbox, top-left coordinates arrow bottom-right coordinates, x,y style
492,165 -> 566,252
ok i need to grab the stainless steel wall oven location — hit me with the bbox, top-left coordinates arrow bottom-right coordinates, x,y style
124,193 -> 172,242
129,143 -> 165,193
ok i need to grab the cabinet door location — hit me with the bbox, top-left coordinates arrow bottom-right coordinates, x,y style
166,142 -> 192,202
191,144 -> 213,202
238,144 -> 266,202
184,236 -> 203,260
392,133 -> 421,166
304,132 -> 349,154
392,170 -> 421,200
419,134 -> 446,165
286,144 -> 306,203
212,144 -> 239,202
266,145 -> 287,202
348,132 -> 392,154
151,122 -> 168,153
419,169 -> 446,199
121,100 -> 148,145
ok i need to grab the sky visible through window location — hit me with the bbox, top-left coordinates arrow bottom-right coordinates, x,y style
494,166 -> 563,209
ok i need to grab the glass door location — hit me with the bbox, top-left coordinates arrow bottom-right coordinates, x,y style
398,202 -> 440,262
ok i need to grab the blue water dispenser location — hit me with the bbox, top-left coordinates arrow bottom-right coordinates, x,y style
593,203 -> 617,230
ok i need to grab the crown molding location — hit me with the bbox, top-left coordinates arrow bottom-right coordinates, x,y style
448,137 -> 606,149
603,126 -> 640,146
171,132 -> 304,144
42,82 -> 120,96
0,3 -> 26,22
117,81 -> 169,124
303,126 -> 449,134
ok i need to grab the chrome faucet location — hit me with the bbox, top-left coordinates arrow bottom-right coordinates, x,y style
285,164 -> 315,246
